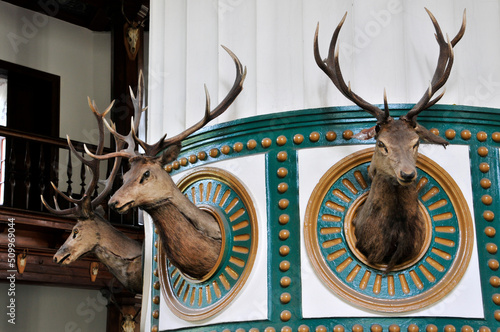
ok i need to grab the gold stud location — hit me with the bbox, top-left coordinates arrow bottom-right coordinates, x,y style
279,229 -> 290,240
487,243 -> 498,254
247,139 -> 257,150
481,178 -> 492,189
197,151 -> 207,160
493,294 -> 500,305
489,259 -> 499,270
279,260 -> 290,272
445,129 -> 456,140
389,325 -> 400,332
480,162 -> 490,173
334,325 -> 345,332
309,132 -> 320,142
165,164 -> 173,173
277,151 -> 288,162
316,326 -> 327,332
298,325 -> 310,332
444,325 -> 456,332
261,138 -> 272,148
265,328 -> 276,332
280,292 -> 291,304
426,325 -> 438,332
477,131 -> 488,142
326,131 -> 337,141
407,324 -> 419,332
371,324 -> 383,332
279,214 -> 290,225
221,145 -> 231,154
279,245 -> 290,256
152,310 -> 159,319
277,135 -> 287,146
492,132 -> 500,142
188,154 -> 197,163
293,134 -> 304,144
278,182 -> 289,193
352,324 -> 364,332
280,310 -> 291,321
461,326 -> 474,332
491,276 -> 500,288
277,167 -> 288,178
495,309 -> 500,321
209,148 -> 219,158
430,128 -> 440,136
485,226 -> 496,237
153,296 -> 160,304
153,281 -> 160,290
280,276 -> 291,287
482,195 -> 493,205
461,130 -> 472,140
172,161 -> 180,169
484,210 -> 495,222
233,142 -> 244,152
151,325 -> 158,332
478,146 -> 489,157
343,130 -> 353,140
279,199 -> 289,209
179,157 -> 187,166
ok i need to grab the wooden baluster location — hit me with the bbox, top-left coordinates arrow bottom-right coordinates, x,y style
24,141 -> 31,210
8,140 -> 16,207
39,145 -> 46,211
66,150 -> 73,197
80,152 -> 86,196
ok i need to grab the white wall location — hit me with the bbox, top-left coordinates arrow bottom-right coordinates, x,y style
148,0 -> 500,143
0,1 -> 111,144
0,283 -> 107,332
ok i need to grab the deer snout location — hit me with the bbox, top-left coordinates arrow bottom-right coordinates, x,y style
399,169 -> 416,183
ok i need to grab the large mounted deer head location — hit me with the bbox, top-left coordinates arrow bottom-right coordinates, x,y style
86,46 -> 246,279
314,9 -> 466,270
42,100 -> 143,293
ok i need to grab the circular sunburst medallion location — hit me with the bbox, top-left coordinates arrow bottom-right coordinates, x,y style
158,167 -> 258,321
304,148 -> 474,312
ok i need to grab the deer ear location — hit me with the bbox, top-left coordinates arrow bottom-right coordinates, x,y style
160,143 -> 181,165
415,124 -> 449,148
354,126 -> 377,140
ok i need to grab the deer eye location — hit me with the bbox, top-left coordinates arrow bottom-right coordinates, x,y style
413,142 -> 420,149
377,141 -> 388,154
140,170 -> 150,184
73,229 -> 79,239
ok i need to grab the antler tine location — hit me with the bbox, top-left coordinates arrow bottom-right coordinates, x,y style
404,8 -> 466,123
144,45 -> 246,157
42,98 -> 123,217
314,15 -> 389,124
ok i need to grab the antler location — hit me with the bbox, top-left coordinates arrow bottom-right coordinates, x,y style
402,8 -> 466,124
89,45 -> 246,160
314,13 -> 390,124
41,99 -> 124,217
139,45 -> 246,157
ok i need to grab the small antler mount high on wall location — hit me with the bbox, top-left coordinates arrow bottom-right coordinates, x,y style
314,8 -> 466,271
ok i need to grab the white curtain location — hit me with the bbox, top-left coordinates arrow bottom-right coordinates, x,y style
147,0 -> 500,142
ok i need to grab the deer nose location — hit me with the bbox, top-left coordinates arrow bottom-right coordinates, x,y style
400,170 -> 416,181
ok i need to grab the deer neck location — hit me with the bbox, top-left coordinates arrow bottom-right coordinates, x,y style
92,218 -> 143,292
144,197 -> 222,279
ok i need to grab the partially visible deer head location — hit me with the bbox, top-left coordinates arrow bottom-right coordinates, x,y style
42,98 -> 143,292
314,8 -> 466,270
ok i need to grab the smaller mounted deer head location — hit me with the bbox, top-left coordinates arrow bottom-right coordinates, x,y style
315,8 -> 466,270
85,47 -> 246,279
122,2 -> 148,61
42,99 -> 143,293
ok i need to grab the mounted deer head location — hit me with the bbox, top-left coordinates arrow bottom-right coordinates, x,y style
42,99 -> 143,293
85,46 -> 246,279
314,8 -> 466,270
122,1 -> 148,60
